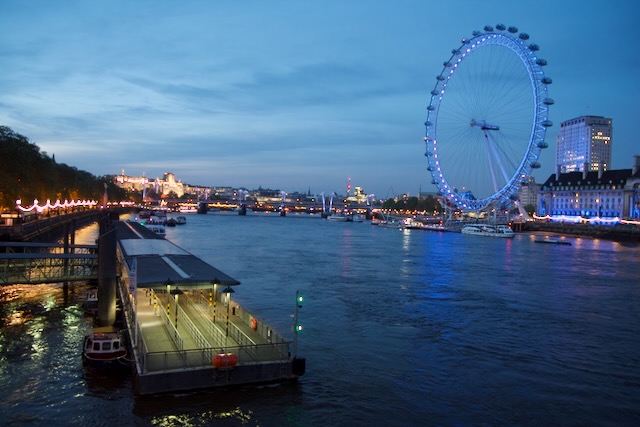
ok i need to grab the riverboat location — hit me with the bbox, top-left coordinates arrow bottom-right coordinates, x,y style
144,223 -> 166,236
327,213 -> 349,222
461,224 -> 514,238
535,237 -> 571,245
378,218 -> 404,229
82,327 -> 128,369
178,206 -> 198,213
82,289 -> 98,316
403,218 -> 446,231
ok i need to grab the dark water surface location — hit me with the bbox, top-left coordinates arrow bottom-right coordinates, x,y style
1,212 -> 639,426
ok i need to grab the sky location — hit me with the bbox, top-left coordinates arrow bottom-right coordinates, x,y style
1,0 -> 638,199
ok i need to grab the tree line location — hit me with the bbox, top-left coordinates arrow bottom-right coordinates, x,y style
0,126 -> 126,211
381,194 -> 443,214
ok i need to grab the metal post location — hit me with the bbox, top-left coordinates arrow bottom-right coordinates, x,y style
293,292 -> 299,358
221,285 -> 235,343
226,293 -> 230,337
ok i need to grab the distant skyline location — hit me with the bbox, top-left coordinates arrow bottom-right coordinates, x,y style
1,1 -> 638,198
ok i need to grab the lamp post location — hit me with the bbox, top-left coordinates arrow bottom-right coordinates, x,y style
210,277 -> 220,323
170,287 -> 183,328
222,286 -> 235,341
165,278 -> 174,318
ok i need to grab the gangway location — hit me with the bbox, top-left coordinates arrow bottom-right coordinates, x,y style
0,242 -> 98,285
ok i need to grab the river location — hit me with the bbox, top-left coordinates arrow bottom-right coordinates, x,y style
1,212 -> 639,426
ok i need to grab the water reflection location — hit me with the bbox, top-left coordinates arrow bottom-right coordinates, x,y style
1,214 -> 638,425
133,383 -> 303,426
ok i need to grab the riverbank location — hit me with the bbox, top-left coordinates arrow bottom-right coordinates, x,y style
518,221 -> 640,242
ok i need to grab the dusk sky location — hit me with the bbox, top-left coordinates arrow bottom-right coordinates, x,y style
1,1 -> 638,198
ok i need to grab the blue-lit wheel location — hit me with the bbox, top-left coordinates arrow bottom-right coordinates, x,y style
424,24 -> 553,212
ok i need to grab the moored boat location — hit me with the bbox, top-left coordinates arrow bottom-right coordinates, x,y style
327,213 -> 349,222
82,289 -> 98,316
175,216 -> 187,225
461,224 -> 514,238
178,206 -> 198,213
350,213 -> 365,222
402,218 -> 446,231
535,237 -> 571,245
82,327 -> 129,369
145,223 -> 166,236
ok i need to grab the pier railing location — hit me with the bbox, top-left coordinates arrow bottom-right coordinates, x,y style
0,252 -> 98,285
142,341 -> 291,373
120,285 -> 292,374
194,291 -> 291,350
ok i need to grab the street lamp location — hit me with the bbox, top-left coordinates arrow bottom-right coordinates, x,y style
165,278 -> 174,318
210,277 -> 220,323
222,286 -> 235,339
170,287 -> 183,328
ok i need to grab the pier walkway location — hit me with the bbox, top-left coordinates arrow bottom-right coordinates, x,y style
107,220 -> 302,394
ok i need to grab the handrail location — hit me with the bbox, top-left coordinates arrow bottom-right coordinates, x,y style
143,341 -> 291,373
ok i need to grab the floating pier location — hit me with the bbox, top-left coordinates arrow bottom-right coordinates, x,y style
101,220 -> 304,395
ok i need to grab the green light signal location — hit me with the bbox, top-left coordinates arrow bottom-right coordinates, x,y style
295,324 -> 303,333
296,294 -> 304,307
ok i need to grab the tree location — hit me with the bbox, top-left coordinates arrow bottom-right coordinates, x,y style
0,126 -> 124,210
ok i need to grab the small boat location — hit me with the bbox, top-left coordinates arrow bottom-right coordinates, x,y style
371,212 -> 402,228
402,218 -> 446,231
535,237 -> 571,245
166,218 -> 177,227
461,224 -> 514,238
378,219 -> 404,229
82,327 -> 128,369
175,216 -> 187,225
178,206 -> 197,213
147,214 -> 167,225
145,224 -> 166,236
350,213 -> 365,222
82,289 -> 98,316
327,213 -> 349,222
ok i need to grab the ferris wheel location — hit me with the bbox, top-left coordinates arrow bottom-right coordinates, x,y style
424,24 -> 553,212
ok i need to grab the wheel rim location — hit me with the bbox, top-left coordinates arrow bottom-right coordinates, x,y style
424,26 -> 552,212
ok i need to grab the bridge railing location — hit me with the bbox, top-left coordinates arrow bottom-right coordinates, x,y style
0,253 -> 98,285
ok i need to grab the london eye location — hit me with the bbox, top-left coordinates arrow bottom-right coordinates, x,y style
424,24 -> 553,212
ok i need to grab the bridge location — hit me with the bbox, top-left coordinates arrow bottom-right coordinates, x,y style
0,242 -> 98,285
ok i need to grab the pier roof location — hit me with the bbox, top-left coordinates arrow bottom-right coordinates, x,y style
113,220 -> 240,288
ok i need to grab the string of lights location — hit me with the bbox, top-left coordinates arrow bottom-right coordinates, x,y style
15,199 -> 98,213
532,213 -> 640,226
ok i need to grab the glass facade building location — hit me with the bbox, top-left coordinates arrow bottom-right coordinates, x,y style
556,115 -> 612,173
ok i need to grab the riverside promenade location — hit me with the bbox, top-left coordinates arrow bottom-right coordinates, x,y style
518,220 -> 640,241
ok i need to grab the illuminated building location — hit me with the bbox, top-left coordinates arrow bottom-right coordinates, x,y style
114,171 -> 185,198
517,176 -> 540,208
345,186 -> 367,204
537,156 -> 640,219
556,115 -> 612,173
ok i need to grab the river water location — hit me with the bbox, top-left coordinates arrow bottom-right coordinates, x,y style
1,212 -> 639,426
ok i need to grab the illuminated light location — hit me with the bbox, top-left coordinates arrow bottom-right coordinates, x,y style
16,198 -> 99,213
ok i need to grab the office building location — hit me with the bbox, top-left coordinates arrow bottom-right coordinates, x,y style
556,115 -> 612,173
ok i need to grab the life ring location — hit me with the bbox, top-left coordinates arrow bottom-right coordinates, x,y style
251,317 -> 257,330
